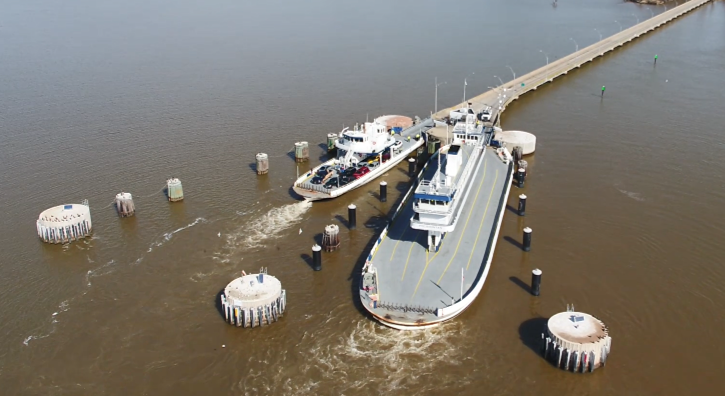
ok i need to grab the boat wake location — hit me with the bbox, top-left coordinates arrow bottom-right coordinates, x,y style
147,217 -> 207,253
21,299 -> 71,345
240,319 -> 473,395
86,259 -> 116,287
614,182 -> 645,202
23,218 -> 207,346
224,200 -> 312,252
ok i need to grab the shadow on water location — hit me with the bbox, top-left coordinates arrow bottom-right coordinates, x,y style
317,143 -> 332,162
248,162 -> 257,174
504,235 -> 523,250
394,180 -> 411,194
215,289 -> 225,319
509,276 -> 531,294
518,317 -> 548,355
300,253 -> 315,270
506,204 -> 519,215
334,214 -> 349,229
313,232 -> 323,246
287,186 -> 304,201
363,215 -> 387,230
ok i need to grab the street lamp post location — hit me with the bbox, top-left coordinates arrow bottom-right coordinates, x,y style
632,13 -> 640,24
570,37 -> 579,52
648,8 -> 654,18
463,72 -> 475,103
435,77 -> 447,114
614,20 -> 622,32
488,86 -> 503,111
539,50 -> 549,65
594,28 -> 602,41
506,65 -> 516,80
494,75 -> 504,86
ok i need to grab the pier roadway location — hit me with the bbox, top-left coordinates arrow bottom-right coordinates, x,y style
429,0 -> 713,141
369,146 -> 510,320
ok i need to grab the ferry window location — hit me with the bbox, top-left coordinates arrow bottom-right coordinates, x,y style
421,199 -> 429,204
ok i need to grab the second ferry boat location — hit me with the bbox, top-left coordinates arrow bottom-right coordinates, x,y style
358,110 -> 514,329
292,116 -> 430,201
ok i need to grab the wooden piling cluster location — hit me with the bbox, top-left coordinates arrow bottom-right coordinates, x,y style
294,141 -> 309,162
255,153 -> 269,175
541,310 -> 612,373
114,192 -> 135,217
322,224 -> 341,252
166,178 -> 184,202
327,133 -> 338,151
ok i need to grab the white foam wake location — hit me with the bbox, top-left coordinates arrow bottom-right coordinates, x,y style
148,217 -> 206,253
240,319 -> 471,395
85,259 -> 116,286
226,201 -> 312,251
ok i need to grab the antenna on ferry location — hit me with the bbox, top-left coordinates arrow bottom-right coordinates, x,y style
435,143 -> 442,190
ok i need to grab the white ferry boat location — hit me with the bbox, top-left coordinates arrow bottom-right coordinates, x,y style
359,112 -> 514,329
292,116 -> 429,201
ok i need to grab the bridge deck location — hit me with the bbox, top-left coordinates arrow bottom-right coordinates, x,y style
430,0 -> 713,141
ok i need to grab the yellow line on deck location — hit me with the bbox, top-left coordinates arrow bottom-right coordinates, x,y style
435,159 -> 488,285
400,231 -> 420,281
389,227 -> 411,261
465,170 -> 499,271
411,245 -> 433,300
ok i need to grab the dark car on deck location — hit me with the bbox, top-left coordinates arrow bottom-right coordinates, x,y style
316,165 -> 332,176
324,177 -> 340,189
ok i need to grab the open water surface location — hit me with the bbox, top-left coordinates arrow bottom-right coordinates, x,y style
1,0 -> 724,394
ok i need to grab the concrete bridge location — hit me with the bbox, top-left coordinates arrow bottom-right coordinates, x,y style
430,0 -> 714,135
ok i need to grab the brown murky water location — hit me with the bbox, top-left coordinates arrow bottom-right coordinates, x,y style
1,0 -> 724,395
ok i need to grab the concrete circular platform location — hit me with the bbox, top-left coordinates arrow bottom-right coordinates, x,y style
221,273 -> 287,328
497,130 -> 536,154
542,311 -> 612,373
36,204 -> 92,244
224,273 -> 282,309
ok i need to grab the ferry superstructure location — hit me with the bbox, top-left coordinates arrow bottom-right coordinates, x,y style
292,117 -> 430,201
359,112 -> 514,329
